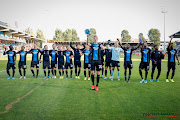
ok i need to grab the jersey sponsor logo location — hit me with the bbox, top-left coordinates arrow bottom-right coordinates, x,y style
33,49 -> 38,54
20,52 -> 25,56
93,46 -> 98,50
170,50 -> 175,55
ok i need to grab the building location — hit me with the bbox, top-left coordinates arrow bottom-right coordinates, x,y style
0,21 -> 45,56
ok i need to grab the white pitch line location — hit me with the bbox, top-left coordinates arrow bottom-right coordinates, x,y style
0,70 -> 6,72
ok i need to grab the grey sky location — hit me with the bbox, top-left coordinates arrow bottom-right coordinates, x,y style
0,0 -> 179,42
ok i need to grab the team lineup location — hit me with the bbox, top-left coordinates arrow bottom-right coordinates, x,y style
3,35 -> 180,91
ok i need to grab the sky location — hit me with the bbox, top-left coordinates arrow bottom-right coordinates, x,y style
0,0 -> 179,42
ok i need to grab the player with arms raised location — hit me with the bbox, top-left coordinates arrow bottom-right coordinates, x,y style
166,36 -> 180,82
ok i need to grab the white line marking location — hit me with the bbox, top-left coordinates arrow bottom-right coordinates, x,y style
0,70 -> 6,72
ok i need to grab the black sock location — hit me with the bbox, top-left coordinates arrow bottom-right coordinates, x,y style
105,70 -> 107,77
91,74 -> 94,85
12,69 -> 15,77
101,68 -> 104,75
37,70 -> 39,76
110,69 -> 111,75
75,68 -> 77,76
59,70 -> 61,76
88,70 -> 90,77
62,70 -> 64,76
44,70 -> 46,76
84,70 -> 86,77
48,70 -> 50,76
151,68 -> 155,79
31,69 -> 35,76
166,69 -> 170,79
71,70 -> 73,77
23,69 -> 26,76
54,70 -> 56,76
171,70 -> 175,79
139,70 -> 143,79
7,70 -> 10,76
96,75 -> 100,86
51,69 -> 54,76
78,69 -> 81,76
156,69 -> 161,79
66,70 -> 68,77
19,69 -> 22,76
124,69 -> 127,81
128,69 -> 131,81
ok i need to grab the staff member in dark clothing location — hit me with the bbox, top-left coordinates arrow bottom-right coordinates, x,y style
150,45 -> 164,82
104,45 -> 112,79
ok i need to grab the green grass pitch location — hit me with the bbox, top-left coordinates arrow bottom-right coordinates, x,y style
0,55 -> 179,120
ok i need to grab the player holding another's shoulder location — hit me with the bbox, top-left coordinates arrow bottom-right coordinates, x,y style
150,45 -> 164,82
104,42 -> 112,80
139,42 -> 151,83
90,35 -> 103,91
106,40 -> 121,81
82,45 -> 91,80
50,44 -> 57,78
16,46 -> 28,79
28,44 -> 41,78
118,39 -> 140,83
64,46 -> 74,79
3,45 -> 16,79
40,45 -> 51,79
166,36 -> 180,82
70,42 -> 85,79
57,46 -> 65,79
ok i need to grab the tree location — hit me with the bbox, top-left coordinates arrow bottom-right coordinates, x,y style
25,27 -> 33,36
148,28 -> 161,45
121,30 -> 131,42
138,33 -> 146,42
88,28 -> 96,42
64,29 -> 72,41
36,29 -> 45,40
36,29 -> 45,48
53,28 -> 64,41
72,29 -> 80,41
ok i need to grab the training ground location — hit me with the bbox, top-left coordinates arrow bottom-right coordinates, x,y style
0,55 -> 179,120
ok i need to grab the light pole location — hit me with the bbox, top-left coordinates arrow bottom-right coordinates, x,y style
161,9 -> 168,53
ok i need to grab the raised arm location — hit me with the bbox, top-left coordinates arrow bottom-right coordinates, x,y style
117,38 -> 125,49
134,43 -> 141,50
70,42 -> 76,50
80,43 -> 85,51
168,36 -> 173,49
3,48 -> 7,55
